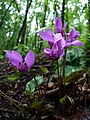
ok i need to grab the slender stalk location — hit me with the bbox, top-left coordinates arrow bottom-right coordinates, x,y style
57,60 -> 62,86
62,48 -> 67,81
30,71 -> 41,97
57,60 -> 60,80
45,60 -> 53,96
57,60 -> 62,98
62,48 -> 67,96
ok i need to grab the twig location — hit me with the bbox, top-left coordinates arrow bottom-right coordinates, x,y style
0,108 -> 11,112
0,90 -> 23,110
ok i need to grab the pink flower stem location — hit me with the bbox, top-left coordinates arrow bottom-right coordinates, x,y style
45,60 -> 53,97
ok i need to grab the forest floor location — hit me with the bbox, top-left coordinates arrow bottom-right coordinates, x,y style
0,54 -> 90,120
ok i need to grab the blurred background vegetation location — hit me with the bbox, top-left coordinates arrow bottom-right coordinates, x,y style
0,0 -> 90,75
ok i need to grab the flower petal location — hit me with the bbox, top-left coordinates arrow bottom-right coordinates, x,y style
12,50 -> 23,63
54,17 -> 62,33
54,33 -> 63,43
71,40 -> 83,46
56,38 -> 65,50
25,50 -> 35,70
5,50 -> 23,69
44,48 -> 51,55
65,42 -> 72,47
63,22 -> 68,30
58,49 -> 65,57
39,28 -> 54,43
68,28 -> 80,42
9,59 -> 20,69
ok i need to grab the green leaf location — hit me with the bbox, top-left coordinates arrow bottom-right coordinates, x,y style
7,72 -> 20,82
39,66 -> 48,75
64,69 -> 86,83
60,95 -> 74,106
25,76 -> 43,94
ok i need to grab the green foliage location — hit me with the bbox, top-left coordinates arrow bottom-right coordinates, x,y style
64,69 -> 86,83
65,47 -> 86,76
6,72 -> 21,82
39,66 -> 49,75
0,0 -> 88,53
25,76 -> 43,94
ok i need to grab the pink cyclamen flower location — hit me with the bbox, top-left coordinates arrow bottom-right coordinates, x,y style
54,17 -> 67,35
39,28 -> 66,60
5,50 -> 35,72
39,28 -> 63,47
65,28 -> 83,47
44,38 -> 65,60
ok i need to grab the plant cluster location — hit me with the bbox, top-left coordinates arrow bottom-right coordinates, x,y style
5,17 -> 84,119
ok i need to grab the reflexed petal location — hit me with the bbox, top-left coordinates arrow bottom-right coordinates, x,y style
57,38 -> 66,50
25,50 -> 35,70
72,40 -> 83,46
65,42 -> 72,47
69,28 -> 75,37
8,58 -> 20,69
74,31 -> 80,39
44,48 -> 51,55
72,28 -> 80,38
12,50 -> 23,63
54,17 -> 62,33
68,28 -> 80,42
54,33 -> 63,43
39,28 -> 54,42
5,50 -> 22,69
68,29 -> 74,41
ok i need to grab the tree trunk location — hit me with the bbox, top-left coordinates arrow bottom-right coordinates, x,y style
16,0 -> 32,45
0,3 -> 12,27
38,0 -> 48,52
65,0 -> 69,33
61,0 -> 65,26
53,0 -> 58,17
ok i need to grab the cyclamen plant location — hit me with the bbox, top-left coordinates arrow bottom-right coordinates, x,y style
5,17 -> 83,99
5,17 -> 84,119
